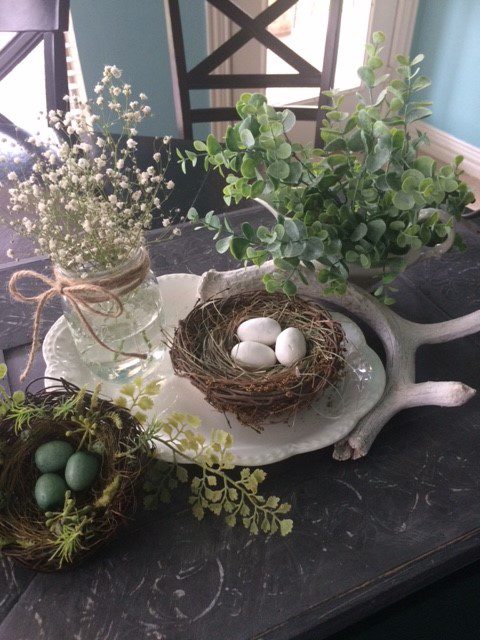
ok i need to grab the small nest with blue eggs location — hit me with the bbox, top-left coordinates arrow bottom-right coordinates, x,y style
169,290 -> 345,429
0,379 -> 152,573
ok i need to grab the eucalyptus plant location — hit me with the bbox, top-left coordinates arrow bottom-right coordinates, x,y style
180,32 -> 474,302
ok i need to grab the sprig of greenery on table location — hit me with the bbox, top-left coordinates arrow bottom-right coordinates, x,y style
115,380 -> 293,536
179,32 -> 474,302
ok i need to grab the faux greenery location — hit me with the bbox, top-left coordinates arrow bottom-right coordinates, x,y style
179,32 -> 474,302
115,379 -> 293,535
0,365 -> 292,569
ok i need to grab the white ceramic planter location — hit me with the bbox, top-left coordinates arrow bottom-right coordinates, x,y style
255,198 -> 455,291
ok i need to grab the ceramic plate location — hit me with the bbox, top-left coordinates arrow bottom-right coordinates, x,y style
43,273 -> 386,465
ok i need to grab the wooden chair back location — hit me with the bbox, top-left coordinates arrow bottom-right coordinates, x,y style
0,0 -> 70,139
164,0 -> 343,146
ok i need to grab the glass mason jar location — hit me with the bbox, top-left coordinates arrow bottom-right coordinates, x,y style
59,249 -> 166,383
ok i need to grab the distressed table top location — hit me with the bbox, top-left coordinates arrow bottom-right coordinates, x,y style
1,203 -> 480,640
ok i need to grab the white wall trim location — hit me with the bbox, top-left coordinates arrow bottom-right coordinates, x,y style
414,121 -> 480,180
205,2 -> 233,139
387,0 -> 419,67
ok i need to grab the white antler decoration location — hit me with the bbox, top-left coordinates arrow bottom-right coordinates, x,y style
198,262 -> 478,460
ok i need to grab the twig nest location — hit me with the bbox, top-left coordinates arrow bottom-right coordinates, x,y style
170,290 -> 345,428
0,380 -> 151,572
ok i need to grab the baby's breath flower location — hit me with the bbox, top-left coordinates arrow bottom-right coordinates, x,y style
2,65 -> 175,272
166,180 -> 175,190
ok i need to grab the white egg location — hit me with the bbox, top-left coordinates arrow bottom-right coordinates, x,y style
275,327 -> 307,367
237,317 -> 281,346
231,341 -> 277,370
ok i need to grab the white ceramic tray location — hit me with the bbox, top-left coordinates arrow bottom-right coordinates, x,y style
43,274 -> 386,466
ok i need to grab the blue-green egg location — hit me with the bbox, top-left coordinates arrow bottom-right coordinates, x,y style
35,440 -> 74,474
35,473 -> 68,511
65,452 -> 100,492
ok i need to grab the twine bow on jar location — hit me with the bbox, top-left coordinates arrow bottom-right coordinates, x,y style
9,248 -> 151,381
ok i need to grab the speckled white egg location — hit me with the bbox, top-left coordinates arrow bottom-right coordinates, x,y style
275,327 -> 307,367
237,317 -> 282,346
231,341 -> 277,370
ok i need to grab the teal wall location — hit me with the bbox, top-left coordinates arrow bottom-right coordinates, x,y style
70,0 -> 209,138
410,0 -> 480,147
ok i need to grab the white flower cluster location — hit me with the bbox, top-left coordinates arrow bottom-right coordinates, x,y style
4,66 -> 176,272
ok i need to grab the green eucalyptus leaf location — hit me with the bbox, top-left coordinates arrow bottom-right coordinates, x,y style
402,176 -> 420,193
215,236 -> 232,254
347,130 -> 364,151
367,219 -> 387,242
411,53 -> 425,65
372,31 -> 385,44
225,127 -> 240,151
393,191 -> 415,211
187,207 -> 199,222
267,160 -> 290,180
241,222 -> 255,241
282,281 -> 297,296
284,162 -> 303,184
405,106 -> 432,124
412,75 -> 431,91
358,66 -> 375,87
414,155 -> 435,177
357,109 -> 372,130
206,134 -> 222,155
367,56 -> 383,70
283,241 -> 306,257
240,129 -> 255,148
366,146 -> 390,172
193,140 -> 207,152
345,250 -> 359,262
302,237 -> 324,260
284,217 -> 300,241
360,253 -> 371,268
229,237 -> 250,260
324,137 -> 347,152
276,142 -> 292,159
241,157 -> 257,178
350,222 -> 368,241
396,54 -> 410,66
282,109 -> 296,132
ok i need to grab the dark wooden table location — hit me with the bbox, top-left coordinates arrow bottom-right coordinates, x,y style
1,205 -> 480,640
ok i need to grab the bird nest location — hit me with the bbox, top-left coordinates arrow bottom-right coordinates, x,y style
0,379 -> 152,572
169,290 -> 345,428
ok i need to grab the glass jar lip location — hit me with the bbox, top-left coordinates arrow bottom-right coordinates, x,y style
56,246 -> 146,280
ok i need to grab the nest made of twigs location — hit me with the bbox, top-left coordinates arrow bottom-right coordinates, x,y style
0,379 -> 152,572
169,291 -> 345,428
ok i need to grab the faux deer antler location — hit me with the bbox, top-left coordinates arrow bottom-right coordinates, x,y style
198,262 -> 478,460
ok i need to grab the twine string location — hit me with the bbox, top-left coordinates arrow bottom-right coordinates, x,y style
9,248 -> 151,382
